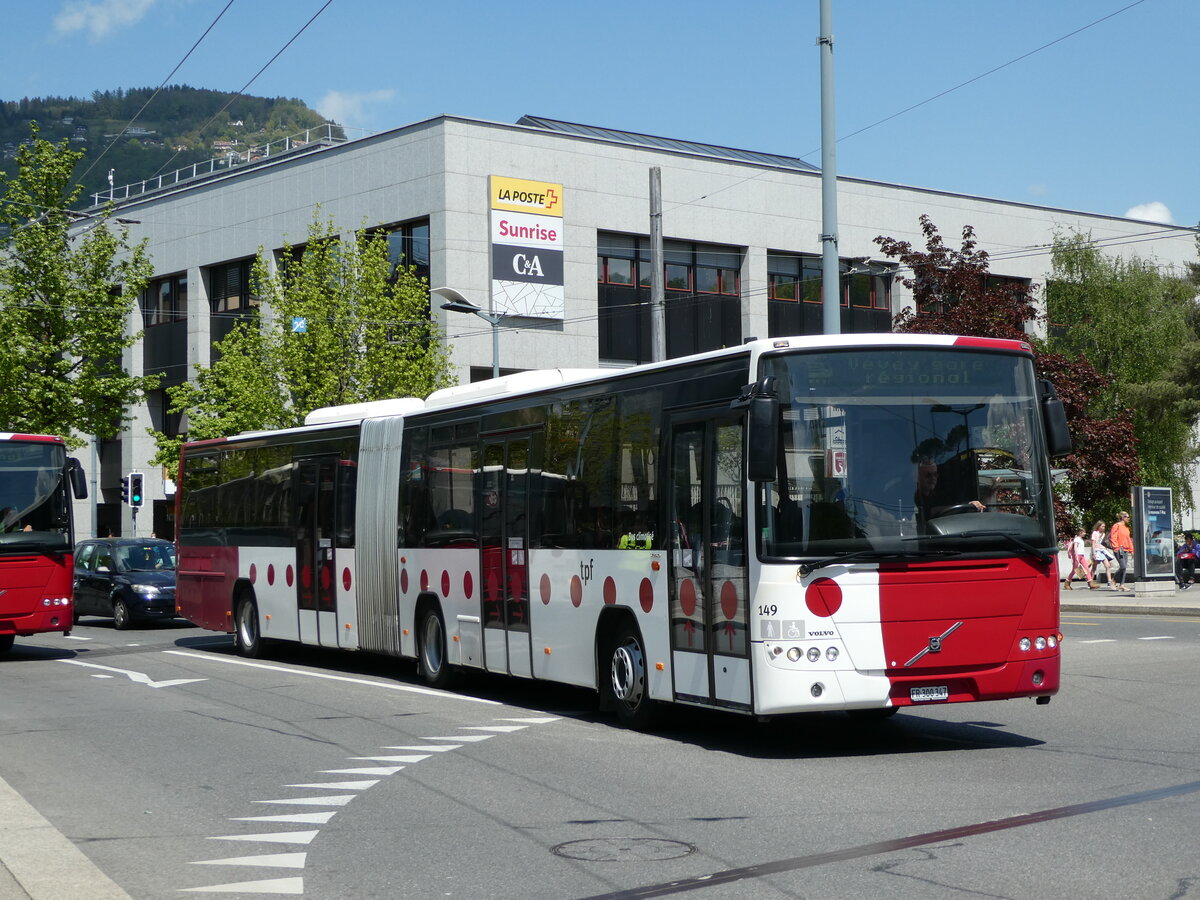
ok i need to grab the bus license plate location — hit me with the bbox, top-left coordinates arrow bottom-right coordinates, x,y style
910,685 -> 949,702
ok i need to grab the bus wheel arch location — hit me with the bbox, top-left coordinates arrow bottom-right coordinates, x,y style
233,582 -> 262,658
597,610 -> 661,730
415,594 -> 456,688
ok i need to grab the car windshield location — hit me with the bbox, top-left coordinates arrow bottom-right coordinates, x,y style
757,347 -> 1057,559
117,543 -> 176,572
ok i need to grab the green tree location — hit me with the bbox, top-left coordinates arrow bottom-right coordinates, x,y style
153,211 -> 453,474
875,215 -> 1139,536
0,124 -> 155,447
1046,232 -> 1200,505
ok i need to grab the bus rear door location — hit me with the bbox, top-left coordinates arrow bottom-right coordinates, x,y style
295,455 -> 342,648
479,434 -> 533,677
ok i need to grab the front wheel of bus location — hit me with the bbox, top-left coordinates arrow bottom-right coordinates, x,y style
606,622 -> 661,730
235,595 -> 262,658
418,605 -> 456,689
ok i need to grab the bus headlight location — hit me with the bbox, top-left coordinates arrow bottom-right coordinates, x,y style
1019,637 -> 1031,652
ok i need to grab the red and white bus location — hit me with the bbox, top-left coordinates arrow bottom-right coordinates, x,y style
0,433 -> 88,654
176,334 -> 1071,726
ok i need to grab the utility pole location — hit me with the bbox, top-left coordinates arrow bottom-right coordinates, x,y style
818,0 -> 841,335
649,167 -> 666,362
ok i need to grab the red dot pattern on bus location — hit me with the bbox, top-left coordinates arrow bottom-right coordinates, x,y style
267,564 -> 275,585
570,575 -> 583,607
805,577 -> 842,617
720,580 -> 739,620
301,565 -> 312,589
286,565 -> 294,587
603,576 -> 616,605
680,579 -> 697,617
639,578 -> 654,613
463,570 -> 473,599
249,563 -> 257,584
540,573 -> 552,605
400,568 -> 409,594
441,570 -> 450,598
343,568 -> 352,592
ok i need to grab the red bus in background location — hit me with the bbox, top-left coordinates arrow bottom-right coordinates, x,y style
0,433 -> 88,654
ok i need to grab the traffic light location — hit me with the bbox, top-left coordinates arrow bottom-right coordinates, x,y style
120,476 -> 130,504
129,472 -> 144,508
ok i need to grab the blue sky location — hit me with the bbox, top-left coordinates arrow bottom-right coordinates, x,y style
9,0 -> 1199,240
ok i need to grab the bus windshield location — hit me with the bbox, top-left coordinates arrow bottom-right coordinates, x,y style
0,440 -> 71,552
758,348 -> 1056,559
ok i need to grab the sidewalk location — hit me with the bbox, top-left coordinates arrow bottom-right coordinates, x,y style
1059,582 -> 1200,617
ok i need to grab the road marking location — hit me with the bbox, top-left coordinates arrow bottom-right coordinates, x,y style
464,724 -> 527,733
1077,639 -> 1118,644
64,634 -> 92,640
1138,635 -> 1175,640
381,744 -> 461,752
421,734 -> 494,742
208,831 -> 318,845
232,812 -> 338,825
347,754 -> 430,764
58,659 -> 206,688
286,780 -> 378,790
191,853 -> 306,869
163,650 -> 501,703
179,876 -> 303,894
321,765 -> 405,776
252,795 -> 356,807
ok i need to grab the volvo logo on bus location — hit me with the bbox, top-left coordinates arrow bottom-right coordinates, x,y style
904,621 -> 963,667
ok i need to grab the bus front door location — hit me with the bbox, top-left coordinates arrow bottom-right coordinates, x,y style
479,435 -> 533,677
668,416 -> 751,710
295,456 -> 338,648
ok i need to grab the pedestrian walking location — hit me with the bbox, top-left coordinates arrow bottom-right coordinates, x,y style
1110,511 -> 1135,591
1091,520 -> 1117,587
1064,527 -> 1098,589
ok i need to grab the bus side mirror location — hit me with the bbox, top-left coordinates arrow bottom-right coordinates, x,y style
67,457 -> 88,500
1039,380 -> 1072,458
732,378 -> 778,483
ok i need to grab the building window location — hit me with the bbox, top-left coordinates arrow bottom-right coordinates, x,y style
597,232 -> 742,364
378,218 -> 431,284
208,258 -> 257,314
767,252 -> 893,337
917,273 -> 1027,316
143,273 -> 187,326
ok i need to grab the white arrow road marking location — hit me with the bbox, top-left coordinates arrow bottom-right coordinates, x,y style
498,717 -> 562,724
464,724 -> 527,733
163,650 -> 501,703
1138,636 -> 1175,640
320,766 -> 405,776
380,744 -> 461,752
191,853 -> 306,869
347,754 -> 430,764
59,659 -> 206,688
252,795 -> 356,807
1078,639 -> 1118,643
180,876 -> 303,894
286,780 -> 378,790
208,831 -> 318,845
232,812 -> 337,825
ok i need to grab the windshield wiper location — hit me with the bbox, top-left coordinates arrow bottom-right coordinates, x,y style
923,530 -> 1052,565
798,547 -> 963,577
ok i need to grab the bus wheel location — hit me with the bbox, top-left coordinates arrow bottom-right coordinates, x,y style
417,605 -> 455,688
112,598 -> 132,631
0,634 -> 13,655
606,622 -> 661,730
235,594 -> 262,658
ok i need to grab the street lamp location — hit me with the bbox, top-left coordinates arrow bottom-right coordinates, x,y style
432,286 -> 503,379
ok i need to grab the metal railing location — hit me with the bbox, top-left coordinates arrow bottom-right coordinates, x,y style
90,124 -> 372,207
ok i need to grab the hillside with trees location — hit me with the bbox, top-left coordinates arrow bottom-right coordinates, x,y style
0,85 -> 337,209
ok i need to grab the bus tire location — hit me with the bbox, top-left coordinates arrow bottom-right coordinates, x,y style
112,598 -> 132,631
0,634 -> 13,655
234,593 -> 262,658
417,603 -> 456,689
604,621 -> 661,730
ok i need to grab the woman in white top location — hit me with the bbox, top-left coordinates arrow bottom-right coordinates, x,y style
1091,520 -> 1117,587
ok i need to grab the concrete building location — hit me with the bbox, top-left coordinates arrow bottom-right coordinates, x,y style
72,114 -> 1198,539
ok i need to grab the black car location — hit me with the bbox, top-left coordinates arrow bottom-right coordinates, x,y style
73,539 -> 177,629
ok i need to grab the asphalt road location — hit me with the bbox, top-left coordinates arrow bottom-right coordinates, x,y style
1,610 -> 1198,899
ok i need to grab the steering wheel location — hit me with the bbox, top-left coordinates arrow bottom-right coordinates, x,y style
936,502 -> 983,517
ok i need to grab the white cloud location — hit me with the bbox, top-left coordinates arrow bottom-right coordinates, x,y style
54,0 -> 157,40
1123,201 -> 1175,225
316,89 -> 396,129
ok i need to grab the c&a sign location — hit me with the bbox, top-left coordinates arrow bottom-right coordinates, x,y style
489,175 -> 564,319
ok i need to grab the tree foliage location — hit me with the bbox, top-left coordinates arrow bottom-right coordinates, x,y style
1046,231 -> 1200,505
153,212 -> 453,475
0,124 -> 155,447
874,215 -> 1139,536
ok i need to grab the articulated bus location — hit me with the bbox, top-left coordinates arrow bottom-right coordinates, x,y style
0,433 -> 88,654
176,334 -> 1071,727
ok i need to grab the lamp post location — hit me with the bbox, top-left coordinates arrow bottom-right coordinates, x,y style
432,286 -> 503,379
